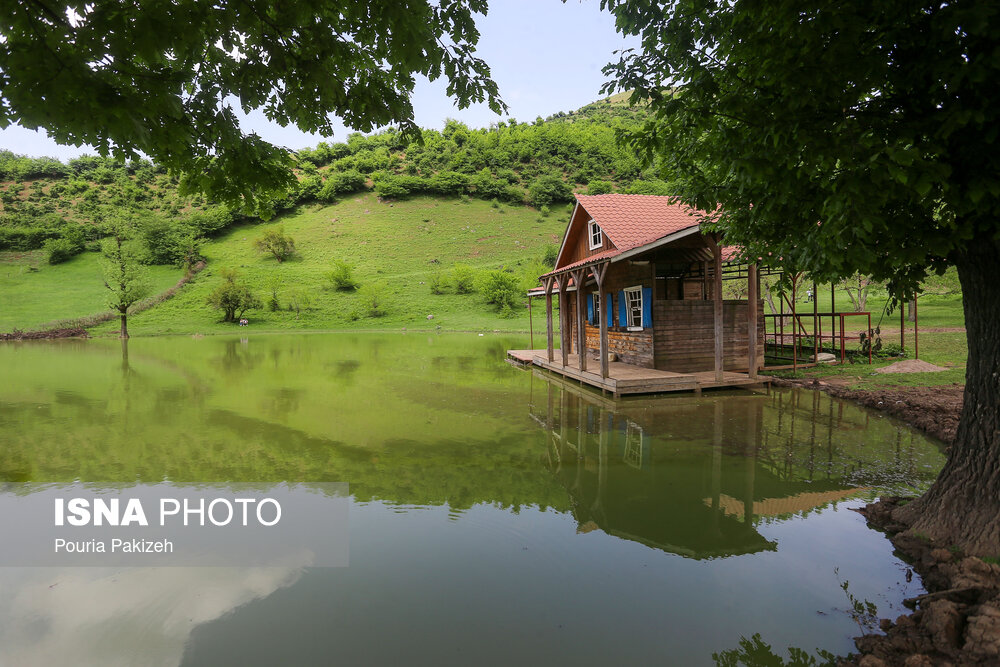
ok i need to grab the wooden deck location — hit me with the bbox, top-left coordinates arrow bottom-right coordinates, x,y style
507,349 -> 769,396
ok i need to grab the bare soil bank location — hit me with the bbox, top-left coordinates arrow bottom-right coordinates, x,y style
0,327 -> 88,340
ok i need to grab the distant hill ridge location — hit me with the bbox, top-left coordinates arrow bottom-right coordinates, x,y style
0,94 -> 665,262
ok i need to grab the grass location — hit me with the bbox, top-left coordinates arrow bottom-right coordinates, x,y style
766,330 -> 967,390
81,194 -> 568,336
0,249 -> 184,331
760,277 -> 966,390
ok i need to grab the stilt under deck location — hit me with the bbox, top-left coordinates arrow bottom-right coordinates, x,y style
507,350 -> 768,396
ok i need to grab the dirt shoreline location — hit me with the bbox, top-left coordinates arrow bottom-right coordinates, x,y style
769,376 -> 963,445
0,327 -> 88,341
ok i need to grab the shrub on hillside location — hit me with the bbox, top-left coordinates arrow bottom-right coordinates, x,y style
326,259 -> 360,291
187,206 -> 238,237
449,264 -> 477,294
297,174 -> 323,201
427,171 -> 470,196
373,174 -> 425,200
356,282 -> 389,318
254,227 -> 296,262
206,269 -> 261,322
527,173 -> 572,207
587,180 -> 614,195
476,269 -> 521,314
543,244 -> 559,267
140,214 -> 188,265
44,237 -> 82,264
317,169 -> 366,202
623,179 -> 673,196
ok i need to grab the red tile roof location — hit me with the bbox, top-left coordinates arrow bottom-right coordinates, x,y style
544,248 -> 620,277
539,195 -> 740,280
575,194 -> 711,253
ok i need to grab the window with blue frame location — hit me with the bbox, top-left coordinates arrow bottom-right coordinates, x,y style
586,292 -> 602,326
624,286 -> 643,329
619,285 -> 652,330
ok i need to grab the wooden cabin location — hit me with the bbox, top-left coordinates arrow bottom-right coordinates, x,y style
515,194 -> 765,395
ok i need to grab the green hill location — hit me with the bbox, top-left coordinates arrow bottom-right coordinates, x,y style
0,97 -> 665,336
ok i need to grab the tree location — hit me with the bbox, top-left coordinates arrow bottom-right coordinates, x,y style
0,1 -> 504,212
206,269 -> 261,322
254,227 -> 296,262
603,0 -> 1000,554
838,274 -> 881,313
100,218 -> 151,339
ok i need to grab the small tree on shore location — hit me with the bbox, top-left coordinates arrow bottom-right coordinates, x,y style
206,269 -> 261,322
254,226 -> 296,262
100,218 -> 150,339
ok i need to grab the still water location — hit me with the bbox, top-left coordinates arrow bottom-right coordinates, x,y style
0,334 -> 945,666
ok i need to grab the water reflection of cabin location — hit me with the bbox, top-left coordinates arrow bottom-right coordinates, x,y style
510,194 -> 767,396
531,374 -> 871,559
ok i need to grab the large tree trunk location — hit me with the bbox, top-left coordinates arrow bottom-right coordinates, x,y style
119,312 -> 129,340
894,236 -> 1000,556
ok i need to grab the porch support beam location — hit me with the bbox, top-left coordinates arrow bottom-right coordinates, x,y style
572,268 -> 588,372
593,262 -> 610,379
747,263 -> 759,379
544,276 -> 555,362
557,276 -> 569,367
710,235 -> 724,381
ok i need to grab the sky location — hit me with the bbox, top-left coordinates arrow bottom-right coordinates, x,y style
0,0 -> 639,160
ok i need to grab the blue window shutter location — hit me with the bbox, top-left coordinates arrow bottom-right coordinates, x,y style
642,287 -> 652,328
618,291 -> 627,327
586,294 -> 594,324
606,293 -> 614,328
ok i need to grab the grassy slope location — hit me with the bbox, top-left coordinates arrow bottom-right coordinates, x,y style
0,249 -> 183,331
86,194 -> 567,336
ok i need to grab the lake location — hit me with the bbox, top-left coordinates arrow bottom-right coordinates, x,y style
0,333 -> 945,666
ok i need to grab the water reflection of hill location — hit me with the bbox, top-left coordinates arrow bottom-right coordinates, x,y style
0,335 -> 944,520
529,371 -> 944,559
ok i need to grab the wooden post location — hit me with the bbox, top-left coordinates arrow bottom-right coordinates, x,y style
830,282 -> 836,355
711,236 -> 724,382
573,269 -> 587,372
792,279 -> 798,373
868,313 -> 873,365
594,262 -> 610,379
557,276 -> 569,367
812,280 -> 818,363
545,277 -> 555,362
779,273 -> 785,351
528,295 -> 534,349
900,294 -> 905,352
748,263 -> 759,379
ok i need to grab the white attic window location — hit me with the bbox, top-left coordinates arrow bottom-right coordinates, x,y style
588,219 -> 603,250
